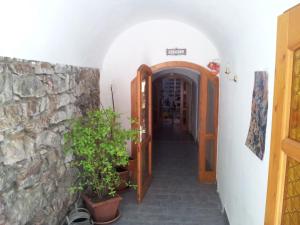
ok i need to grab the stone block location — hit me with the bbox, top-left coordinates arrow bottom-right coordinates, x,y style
24,135 -> 35,157
69,74 -> 76,89
76,92 -> 99,115
36,130 -> 61,150
74,80 -> 86,97
49,110 -> 68,125
71,66 -> 79,74
46,213 -> 59,225
0,106 -> 4,118
24,160 -> 43,178
23,114 -> 49,134
9,62 -> 34,75
39,149 -> 48,155
1,134 -> 27,165
0,214 -> 6,225
56,93 -> 76,109
46,74 -> 69,94
57,163 -> 66,177
0,72 -> 13,104
0,64 -> 4,73
23,97 -> 49,117
64,152 -> 73,164
50,104 -> 77,124
27,211 -> 47,225
52,124 -> 68,134
4,103 -> 23,119
0,165 -> 17,192
0,199 -> 6,224
54,63 -> 71,74
17,174 -> 40,190
34,62 -> 54,75
0,103 -> 24,132
13,75 -> 46,98
46,150 -> 59,167
3,185 -> 46,225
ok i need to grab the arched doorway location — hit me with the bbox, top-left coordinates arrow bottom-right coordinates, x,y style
131,61 -> 219,202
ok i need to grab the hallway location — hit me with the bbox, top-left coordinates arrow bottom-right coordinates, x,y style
116,128 -> 227,225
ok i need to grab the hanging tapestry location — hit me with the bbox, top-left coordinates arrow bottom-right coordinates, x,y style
245,71 -> 268,160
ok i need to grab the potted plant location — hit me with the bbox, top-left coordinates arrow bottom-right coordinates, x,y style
116,166 -> 129,192
64,108 -> 137,223
128,156 -> 136,183
116,156 -> 136,192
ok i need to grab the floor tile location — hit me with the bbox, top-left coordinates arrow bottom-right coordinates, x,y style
116,127 -> 227,225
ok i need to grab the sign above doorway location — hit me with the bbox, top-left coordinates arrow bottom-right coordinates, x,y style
166,48 -> 187,56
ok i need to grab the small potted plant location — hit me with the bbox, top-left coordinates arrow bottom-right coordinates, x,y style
64,108 -> 137,223
128,156 -> 136,183
116,165 -> 129,192
116,156 -> 136,192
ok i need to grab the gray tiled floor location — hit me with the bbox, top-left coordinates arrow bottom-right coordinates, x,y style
115,127 -> 226,225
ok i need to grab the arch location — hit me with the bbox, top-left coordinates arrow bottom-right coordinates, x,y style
149,60 -> 219,182
151,61 -> 217,77
152,73 -> 195,83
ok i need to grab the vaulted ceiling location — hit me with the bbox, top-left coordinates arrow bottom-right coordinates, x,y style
0,0 -> 298,67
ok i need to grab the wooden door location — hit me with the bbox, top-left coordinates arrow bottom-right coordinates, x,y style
265,4 -> 300,225
131,64 -> 153,203
181,79 -> 189,130
152,80 -> 160,130
199,74 -> 219,182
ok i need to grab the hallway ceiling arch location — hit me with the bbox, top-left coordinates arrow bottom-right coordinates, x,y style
0,0 -> 298,67
153,68 -> 199,84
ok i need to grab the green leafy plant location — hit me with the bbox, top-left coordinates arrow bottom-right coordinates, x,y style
64,108 -> 138,200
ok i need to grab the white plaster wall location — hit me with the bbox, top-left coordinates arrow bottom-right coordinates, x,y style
217,1 -> 300,225
101,20 -> 219,129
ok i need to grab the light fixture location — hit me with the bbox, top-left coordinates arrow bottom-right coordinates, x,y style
224,65 -> 237,82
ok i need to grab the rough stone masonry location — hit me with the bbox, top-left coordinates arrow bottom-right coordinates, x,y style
0,57 -> 100,225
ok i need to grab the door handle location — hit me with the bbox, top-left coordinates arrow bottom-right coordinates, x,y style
139,125 -> 146,142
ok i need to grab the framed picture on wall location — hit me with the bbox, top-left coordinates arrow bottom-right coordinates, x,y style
245,71 -> 268,160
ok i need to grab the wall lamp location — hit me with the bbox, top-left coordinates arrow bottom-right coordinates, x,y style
224,66 -> 238,82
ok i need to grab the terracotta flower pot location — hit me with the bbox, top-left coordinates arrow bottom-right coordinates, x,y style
116,167 -> 129,191
82,194 -> 122,223
128,157 -> 136,183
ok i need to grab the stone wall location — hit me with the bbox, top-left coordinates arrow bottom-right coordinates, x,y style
0,57 -> 100,225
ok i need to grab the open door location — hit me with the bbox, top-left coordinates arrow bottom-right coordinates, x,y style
199,74 -> 219,182
131,64 -> 153,203
265,4 -> 300,225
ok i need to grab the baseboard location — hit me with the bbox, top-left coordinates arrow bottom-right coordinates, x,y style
223,208 -> 230,225
216,185 -> 230,225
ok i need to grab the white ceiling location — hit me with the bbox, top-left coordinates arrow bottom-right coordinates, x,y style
0,0 -> 298,67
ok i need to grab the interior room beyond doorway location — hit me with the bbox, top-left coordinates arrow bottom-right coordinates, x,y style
152,68 -> 200,142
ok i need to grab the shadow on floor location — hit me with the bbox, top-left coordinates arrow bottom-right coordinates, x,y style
115,127 -> 227,225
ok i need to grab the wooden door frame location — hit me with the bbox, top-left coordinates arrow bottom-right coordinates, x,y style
151,61 -> 219,182
265,5 -> 300,225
